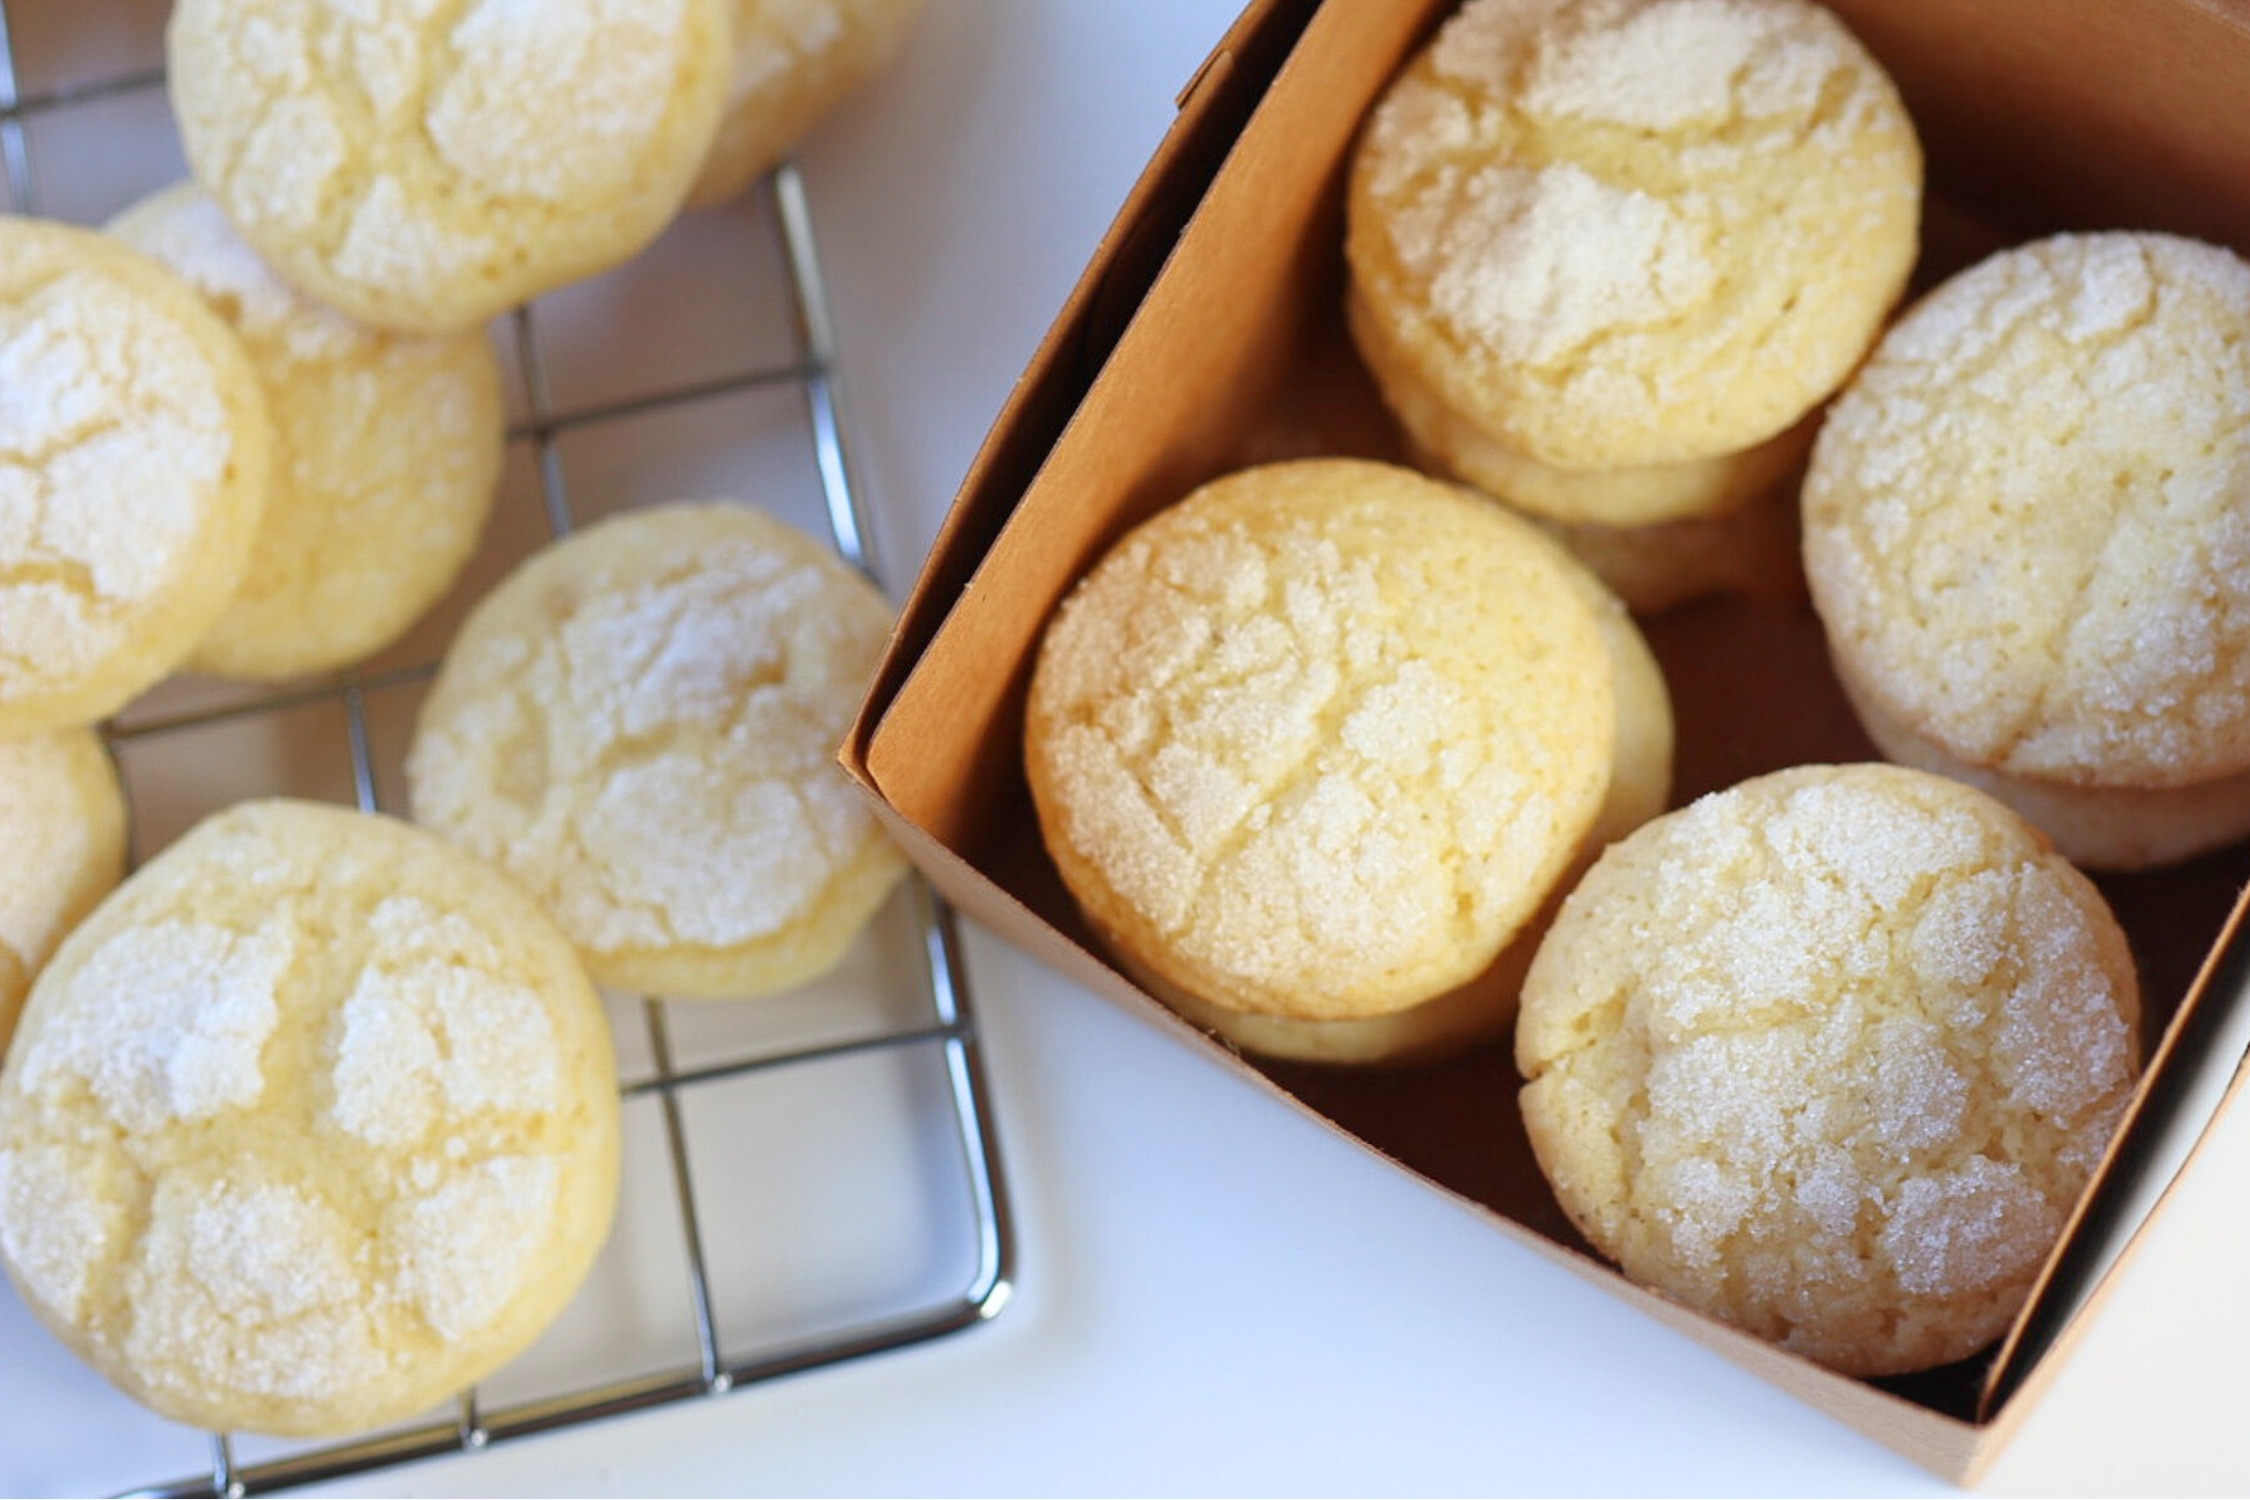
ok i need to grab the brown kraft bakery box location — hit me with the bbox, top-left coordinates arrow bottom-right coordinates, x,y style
840,0 -> 2250,1482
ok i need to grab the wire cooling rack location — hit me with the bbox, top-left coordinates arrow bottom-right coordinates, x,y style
0,7 -> 1013,1497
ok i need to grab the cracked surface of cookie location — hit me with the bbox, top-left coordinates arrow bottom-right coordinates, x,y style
406,501 -> 907,999
1805,231 -> 2250,797
166,0 -> 732,333
0,728 -> 126,1052
109,182 -> 504,681
1516,763 -> 2140,1377
1025,459 -> 1616,1031
687,0 -> 925,209
1346,0 -> 1920,478
0,799 -> 619,1437
0,215 -> 271,737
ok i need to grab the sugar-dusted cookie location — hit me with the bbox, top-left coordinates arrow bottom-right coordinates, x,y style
1804,231 -> 2250,869
1517,763 -> 2140,1377
166,0 -> 733,332
0,799 -> 619,1437
108,182 -> 504,681
0,215 -> 271,737
1345,0 -> 1920,521
0,729 -> 126,1052
1026,458 -> 1659,1065
687,0 -> 926,208
407,501 -> 908,999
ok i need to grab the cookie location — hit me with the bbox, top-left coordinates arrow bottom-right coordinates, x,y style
1344,0 -> 1919,514
1025,458 -> 1643,1064
0,215 -> 272,738
0,729 -> 127,1053
166,0 -> 734,333
1803,231 -> 2250,868
1517,763 -> 2140,1377
1535,468 -> 1805,614
108,182 -> 505,681
406,501 -> 908,1000
1155,554 -> 1673,1064
0,799 -> 619,1437
687,0 -> 926,209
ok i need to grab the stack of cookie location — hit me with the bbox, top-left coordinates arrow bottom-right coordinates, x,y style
1343,0 -> 1923,611
0,0 -> 930,1445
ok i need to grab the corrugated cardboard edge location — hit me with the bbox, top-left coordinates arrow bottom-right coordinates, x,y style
840,0 -> 2250,1485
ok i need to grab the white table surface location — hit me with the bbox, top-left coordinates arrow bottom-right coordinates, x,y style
7,3 -> 2250,1495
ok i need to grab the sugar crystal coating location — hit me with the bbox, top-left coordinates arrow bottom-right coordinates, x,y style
1516,764 -> 2139,1376
1347,0 -> 1921,470
1805,231 -> 2250,788
1027,459 -> 1616,1023
0,800 -> 618,1437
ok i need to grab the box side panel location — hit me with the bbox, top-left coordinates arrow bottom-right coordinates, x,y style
1828,0 -> 2250,251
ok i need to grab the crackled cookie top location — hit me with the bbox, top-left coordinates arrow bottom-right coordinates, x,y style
1517,763 -> 2140,1377
109,182 -> 504,680
0,799 -> 619,1438
406,501 -> 907,1000
166,0 -> 731,332
1346,0 -> 1920,470
1026,459 -> 1616,1024
1806,231 -> 2250,789
0,216 -> 271,736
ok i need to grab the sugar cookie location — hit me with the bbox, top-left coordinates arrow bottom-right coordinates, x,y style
1025,459 -> 1637,1063
1152,551 -> 1672,1064
406,501 -> 908,1000
1517,763 -> 2140,1377
0,799 -> 619,1437
108,182 -> 505,680
1345,0 -> 1919,515
0,729 -> 126,1052
1803,231 -> 2250,868
687,0 -> 926,209
166,0 -> 733,333
0,215 -> 271,737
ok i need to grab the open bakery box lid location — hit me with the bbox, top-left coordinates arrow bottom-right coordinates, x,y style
841,0 -> 2250,1481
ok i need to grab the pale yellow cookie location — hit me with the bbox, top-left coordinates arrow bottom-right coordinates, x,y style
0,729 -> 126,1052
687,0 -> 926,209
1804,232 -> 2250,867
1534,467 -> 1806,613
1025,459 -> 1624,1059
0,799 -> 619,1438
1518,763 -> 2140,1377
0,215 -> 271,738
108,182 -> 504,681
407,501 -> 908,1000
1157,554 -> 1673,1064
1345,0 -> 1920,489
167,0 -> 733,333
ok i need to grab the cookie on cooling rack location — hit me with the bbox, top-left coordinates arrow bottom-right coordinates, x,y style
406,501 -> 910,1000
1804,230 -> 2250,870
108,182 -> 505,681
687,0 -> 926,208
1517,763 -> 2140,1377
1025,458 -> 1672,1066
0,799 -> 620,1438
0,215 -> 271,738
0,728 -> 126,1052
166,0 -> 733,332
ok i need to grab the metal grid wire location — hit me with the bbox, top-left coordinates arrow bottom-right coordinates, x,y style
0,11 -> 1014,1498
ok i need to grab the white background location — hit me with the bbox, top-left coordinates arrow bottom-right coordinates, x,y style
6,2 -> 2250,1495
